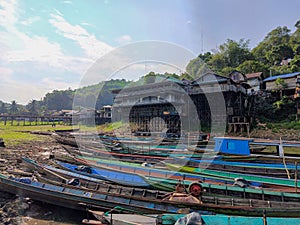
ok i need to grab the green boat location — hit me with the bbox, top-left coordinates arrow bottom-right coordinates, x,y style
160,213 -> 300,225
166,163 -> 300,188
144,176 -> 300,202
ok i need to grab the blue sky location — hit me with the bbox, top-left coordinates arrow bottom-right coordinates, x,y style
0,0 -> 300,104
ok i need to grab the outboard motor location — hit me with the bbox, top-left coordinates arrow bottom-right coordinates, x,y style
233,177 -> 250,188
75,165 -> 92,174
67,178 -> 80,186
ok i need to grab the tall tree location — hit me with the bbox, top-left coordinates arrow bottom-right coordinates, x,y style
205,39 -> 252,74
237,60 -> 268,75
27,99 -> 38,115
252,26 -> 291,65
10,100 -> 18,115
289,20 -> 300,55
0,102 -> 7,114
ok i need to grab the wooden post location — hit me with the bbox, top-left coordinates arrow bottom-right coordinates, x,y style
263,210 -> 267,225
4,116 -> 6,125
295,162 -> 298,193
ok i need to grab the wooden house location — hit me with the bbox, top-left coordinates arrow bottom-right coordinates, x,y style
245,72 -> 264,91
263,72 -> 300,96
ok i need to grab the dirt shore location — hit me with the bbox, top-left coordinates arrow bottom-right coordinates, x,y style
0,136 -> 86,225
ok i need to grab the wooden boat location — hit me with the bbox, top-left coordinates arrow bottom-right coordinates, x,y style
0,173 -> 207,214
166,163 -> 300,189
172,157 -> 300,179
75,156 -> 294,188
160,213 -> 300,225
62,144 -> 218,165
214,137 -> 300,163
69,156 -> 243,186
23,157 -> 300,203
144,176 -> 300,201
2,173 -> 300,217
54,160 -> 153,188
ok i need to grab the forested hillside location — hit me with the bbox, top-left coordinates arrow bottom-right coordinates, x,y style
0,79 -> 130,114
185,20 -> 300,78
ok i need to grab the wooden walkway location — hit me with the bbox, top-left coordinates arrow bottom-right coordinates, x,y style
0,115 -> 74,126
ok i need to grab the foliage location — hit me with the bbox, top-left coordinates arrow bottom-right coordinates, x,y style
267,120 -> 300,130
10,100 -> 18,115
274,78 -> 288,90
184,20 -> 300,85
186,57 -> 210,78
237,60 -> 268,75
0,102 -> 7,114
272,96 -> 295,120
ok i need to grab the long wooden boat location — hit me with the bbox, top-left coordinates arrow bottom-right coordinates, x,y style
63,144 -> 218,165
2,173 -> 300,217
0,173 -> 208,214
72,156 -> 300,190
166,163 -> 300,189
23,157 -> 300,203
54,160 -> 153,189
171,157 -> 299,179
144,176 -> 300,200
69,156 -> 246,186
88,212 -> 300,225
159,213 -> 300,225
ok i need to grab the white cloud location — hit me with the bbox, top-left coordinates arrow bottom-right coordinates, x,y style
0,0 -> 18,28
0,75 -> 79,104
62,0 -> 72,4
0,0 -> 113,103
116,35 -> 132,45
80,22 -> 95,28
20,16 -> 40,26
49,13 -> 113,59
186,20 -> 192,25
0,1 -> 100,75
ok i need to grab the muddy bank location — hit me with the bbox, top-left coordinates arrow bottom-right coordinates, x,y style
0,137 -> 86,225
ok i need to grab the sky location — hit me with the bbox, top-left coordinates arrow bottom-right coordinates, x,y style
0,0 -> 300,104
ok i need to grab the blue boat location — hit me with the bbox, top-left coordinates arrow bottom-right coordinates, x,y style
55,161 -> 153,188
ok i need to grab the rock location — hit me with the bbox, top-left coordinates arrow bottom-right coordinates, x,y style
44,211 -> 53,216
19,202 -> 29,211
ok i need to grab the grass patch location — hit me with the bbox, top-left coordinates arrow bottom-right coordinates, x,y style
0,122 -> 75,147
267,121 -> 300,130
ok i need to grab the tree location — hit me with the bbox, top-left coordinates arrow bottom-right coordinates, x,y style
27,100 -> 38,115
237,60 -> 268,75
0,102 -> 7,114
186,57 -> 210,78
252,26 -> 291,65
289,20 -> 300,55
143,72 -> 156,84
207,53 -> 226,74
206,39 -> 252,74
275,78 -> 288,98
10,100 -> 18,115
266,44 -> 293,65
198,52 -> 212,62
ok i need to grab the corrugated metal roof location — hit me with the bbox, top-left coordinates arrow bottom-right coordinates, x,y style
245,72 -> 263,79
263,72 -> 300,82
